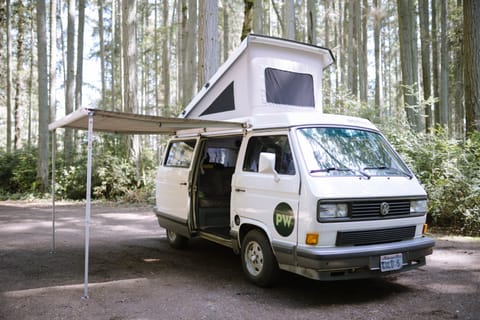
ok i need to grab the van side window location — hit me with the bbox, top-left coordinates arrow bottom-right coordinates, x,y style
243,135 -> 295,175
165,140 -> 196,168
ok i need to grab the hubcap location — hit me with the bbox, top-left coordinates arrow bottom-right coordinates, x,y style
245,240 -> 264,276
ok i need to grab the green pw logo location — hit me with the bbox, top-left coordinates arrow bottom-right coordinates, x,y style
273,202 -> 295,237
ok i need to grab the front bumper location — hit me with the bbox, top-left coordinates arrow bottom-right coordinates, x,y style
276,237 -> 435,280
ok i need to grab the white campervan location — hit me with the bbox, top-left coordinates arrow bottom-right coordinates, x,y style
154,35 -> 434,286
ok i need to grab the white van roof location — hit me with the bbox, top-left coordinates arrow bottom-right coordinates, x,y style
179,34 -> 335,121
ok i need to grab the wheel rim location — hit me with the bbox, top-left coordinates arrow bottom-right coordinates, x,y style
244,240 -> 264,276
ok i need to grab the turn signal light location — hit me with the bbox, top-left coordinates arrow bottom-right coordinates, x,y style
423,224 -> 428,234
306,233 -> 318,245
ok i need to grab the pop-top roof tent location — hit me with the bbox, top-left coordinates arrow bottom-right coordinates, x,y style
179,34 -> 334,121
48,34 -> 335,298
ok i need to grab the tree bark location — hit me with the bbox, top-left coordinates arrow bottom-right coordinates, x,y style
6,0 -> 12,152
464,0 -> 480,133
307,0 -> 316,45
431,0 -> 440,127
373,0 -> 384,110
50,0 -> 57,123
198,0 -> 219,88
284,0 -> 295,40
98,0 -> 106,108
65,0 -> 75,165
14,1 -> 26,150
36,0 -> 49,192
76,0 -> 85,111
162,0 -> 170,115
241,0 -> 254,41
439,0 -> 449,129
419,0 -> 432,132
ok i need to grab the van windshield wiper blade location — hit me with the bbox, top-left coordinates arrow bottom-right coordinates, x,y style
311,167 -> 371,179
363,166 -> 413,179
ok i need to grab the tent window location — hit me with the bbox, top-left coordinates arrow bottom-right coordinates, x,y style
200,82 -> 235,116
265,68 -> 314,107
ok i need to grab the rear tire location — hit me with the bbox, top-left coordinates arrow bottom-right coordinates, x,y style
166,229 -> 188,249
241,229 -> 279,287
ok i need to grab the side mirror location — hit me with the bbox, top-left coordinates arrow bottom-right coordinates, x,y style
259,152 -> 280,182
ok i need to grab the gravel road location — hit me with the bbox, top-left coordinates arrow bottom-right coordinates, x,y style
0,201 -> 478,320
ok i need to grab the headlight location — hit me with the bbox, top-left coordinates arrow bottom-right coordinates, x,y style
318,203 -> 348,220
410,199 -> 427,215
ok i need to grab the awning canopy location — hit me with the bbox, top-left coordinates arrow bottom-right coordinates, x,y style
48,107 -> 246,134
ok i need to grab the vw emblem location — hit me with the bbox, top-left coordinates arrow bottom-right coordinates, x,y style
380,202 -> 390,216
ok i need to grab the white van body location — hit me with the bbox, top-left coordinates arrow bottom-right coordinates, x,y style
154,35 -> 434,286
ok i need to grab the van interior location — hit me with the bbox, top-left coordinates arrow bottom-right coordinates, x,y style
195,136 -> 242,238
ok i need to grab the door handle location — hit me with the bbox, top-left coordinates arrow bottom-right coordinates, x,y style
235,188 -> 246,192
179,182 -> 187,186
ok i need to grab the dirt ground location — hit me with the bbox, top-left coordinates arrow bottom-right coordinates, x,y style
0,201 -> 479,320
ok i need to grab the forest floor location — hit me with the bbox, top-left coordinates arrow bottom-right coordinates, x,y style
0,200 -> 479,320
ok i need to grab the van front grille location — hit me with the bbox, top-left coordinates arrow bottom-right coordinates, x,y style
336,226 -> 416,246
351,200 -> 410,218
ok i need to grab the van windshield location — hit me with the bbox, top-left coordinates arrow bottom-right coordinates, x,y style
297,127 -> 412,178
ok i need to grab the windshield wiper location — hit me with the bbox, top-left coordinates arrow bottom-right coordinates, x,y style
363,166 -> 413,179
311,167 -> 371,179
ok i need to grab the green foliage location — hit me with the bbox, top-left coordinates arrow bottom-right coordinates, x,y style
0,148 -> 38,197
384,128 -> 480,236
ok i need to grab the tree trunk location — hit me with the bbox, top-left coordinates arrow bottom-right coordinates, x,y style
76,0 -> 85,111
453,0 -> 464,137
6,0 -> 12,153
373,0 -> 384,110
65,0 -> 75,165
198,0 -> 219,88
98,0 -> 106,108
111,0 -> 116,111
439,0 -> 449,130
36,0 -> 49,192
49,0 -> 57,123
122,0 -> 140,177
431,0 -> 440,127
284,0 -> 295,40
14,1 -> 26,150
184,0 -> 197,105
253,0 -> 263,34
419,0 -> 432,132
162,0 -> 170,115
307,0 -> 316,45
223,0 -> 229,61
359,0 -> 368,103
397,0 -> 418,130
464,0 -> 480,133
241,0 -> 254,41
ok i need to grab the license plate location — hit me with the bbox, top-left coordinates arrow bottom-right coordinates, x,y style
380,253 -> 403,272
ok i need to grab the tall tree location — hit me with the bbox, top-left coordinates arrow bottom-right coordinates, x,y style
439,0 -> 449,129
307,0 -> 316,44
431,0 -> 440,127
6,0 -> 12,152
162,0 -> 170,114
184,0 -> 197,105
49,0 -> 57,122
373,1 -> 384,110
98,0 -> 106,108
198,0 -> 219,88
75,0 -> 85,111
397,0 -> 420,130
464,0 -> 480,133
36,0 -> 49,192
13,1 -> 26,150
419,0 -> 432,132
284,0 -> 295,40
241,0 -> 253,40
64,0 -> 75,165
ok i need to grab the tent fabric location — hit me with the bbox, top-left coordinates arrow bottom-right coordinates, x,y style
48,107 -> 245,134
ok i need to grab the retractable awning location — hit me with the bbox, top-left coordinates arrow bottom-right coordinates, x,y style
49,107 -> 246,134
49,108 -> 245,299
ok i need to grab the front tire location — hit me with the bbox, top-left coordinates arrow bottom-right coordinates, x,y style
166,229 -> 188,249
241,229 -> 279,287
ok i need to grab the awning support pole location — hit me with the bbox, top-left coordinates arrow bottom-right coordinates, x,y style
51,130 -> 56,253
83,111 -> 94,299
